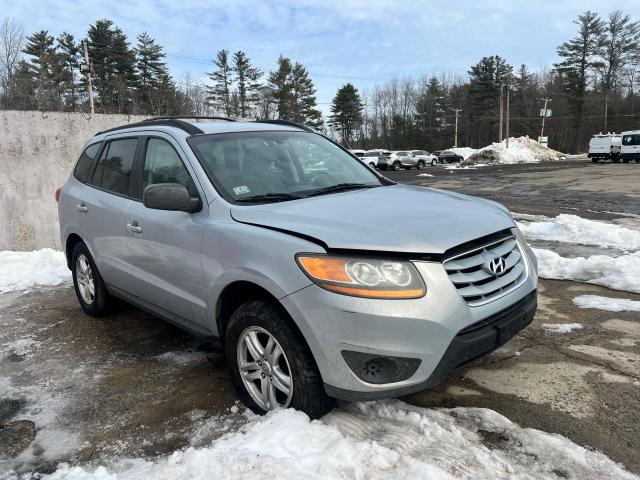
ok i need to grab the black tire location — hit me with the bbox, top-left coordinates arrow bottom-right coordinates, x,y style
225,300 -> 334,419
416,161 -> 425,170
392,161 -> 401,171
623,159 -> 631,163
431,159 -> 437,166
369,162 -> 376,168
613,158 -> 621,163
591,158 -> 598,163
71,242 -> 110,316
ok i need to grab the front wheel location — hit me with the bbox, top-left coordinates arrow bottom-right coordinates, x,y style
226,300 -> 334,419
392,161 -> 401,171
591,158 -> 598,163
431,159 -> 438,166
416,161 -> 425,170
369,162 -> 376,168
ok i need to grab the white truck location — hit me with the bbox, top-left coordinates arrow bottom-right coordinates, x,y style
588,133 -> 621,163
620,130 -> 640,164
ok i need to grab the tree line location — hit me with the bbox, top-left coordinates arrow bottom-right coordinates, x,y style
1,10 -> 639,152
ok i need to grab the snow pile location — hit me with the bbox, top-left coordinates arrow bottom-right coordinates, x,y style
448,147 -> 477,160
541,323 -> 584,334
463,137 -> 565,165
0,249 -> 71,293
517,214 -> 640,251
573,295 -> 640,312
36,401 -> 636,480
533,248 -> 640,294
417,173 -> 433,177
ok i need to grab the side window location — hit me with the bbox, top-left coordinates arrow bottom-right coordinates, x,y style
143,138 -> 193,191
74,143 -> 101,183
92,138 -> 138,196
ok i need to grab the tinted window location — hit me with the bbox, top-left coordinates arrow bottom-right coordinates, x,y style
74,143 -> 101,182
92,138 -> 137,196
143,138 -> 192,191
622,135 -> 640,146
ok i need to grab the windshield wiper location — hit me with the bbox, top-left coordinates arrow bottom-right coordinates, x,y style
235,192 -> 304,203
304,183 -> 379,198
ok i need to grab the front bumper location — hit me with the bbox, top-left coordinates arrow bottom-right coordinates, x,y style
281,251 -> 538,400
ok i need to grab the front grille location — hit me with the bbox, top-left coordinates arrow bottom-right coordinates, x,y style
443,230 -> 528,306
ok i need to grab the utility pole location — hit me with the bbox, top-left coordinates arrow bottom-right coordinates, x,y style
604,93 -> 608,133
539,97 -> 552,143
499,83 -> 504,143
505,85 -> 511,148
452,108 -> 462,148
82,41 -> 94,115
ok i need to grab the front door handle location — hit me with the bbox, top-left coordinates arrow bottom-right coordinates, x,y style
127,222 -> 142,234
77,202 -> 88,212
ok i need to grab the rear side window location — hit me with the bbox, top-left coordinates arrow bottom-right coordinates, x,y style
91,138 -> 138,196
74,143 -> 101,183
143,138 -> 192,191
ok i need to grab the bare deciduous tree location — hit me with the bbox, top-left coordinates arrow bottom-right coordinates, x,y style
0,17 -> 25,103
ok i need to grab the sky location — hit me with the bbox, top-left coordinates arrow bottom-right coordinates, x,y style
3,0 -> 640,115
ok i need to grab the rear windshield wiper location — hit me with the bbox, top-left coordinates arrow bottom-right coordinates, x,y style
305,183 -> 379,198
235,192 -> 304,203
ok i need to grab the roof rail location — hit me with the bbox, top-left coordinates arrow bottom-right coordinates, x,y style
254,119 -> 315,132
95,118 -> 205,136
142,116 -> 236,123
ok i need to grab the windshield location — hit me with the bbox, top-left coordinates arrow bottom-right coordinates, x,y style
188,131 -> 384,203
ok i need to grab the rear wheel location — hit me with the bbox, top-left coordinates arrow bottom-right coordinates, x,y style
369,162 -> 376,168
591,158 -> 598,163
623,159 -> 631,163
392,161 -> 401,171
71,242 -> 110,316
226,300 -> 334,419
416,160 -> 425,170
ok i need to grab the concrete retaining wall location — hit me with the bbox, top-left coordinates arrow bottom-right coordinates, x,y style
0,111 -> 148,251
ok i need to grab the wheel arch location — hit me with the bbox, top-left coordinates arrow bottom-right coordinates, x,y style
65,233 -> 85,269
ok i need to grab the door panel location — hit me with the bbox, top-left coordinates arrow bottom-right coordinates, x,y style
124,136 -> 207,325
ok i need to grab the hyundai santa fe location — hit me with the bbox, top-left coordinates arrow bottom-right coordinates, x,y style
57,116 -> 538,418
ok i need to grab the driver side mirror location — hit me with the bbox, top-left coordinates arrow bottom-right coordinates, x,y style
143,183 -> 200,213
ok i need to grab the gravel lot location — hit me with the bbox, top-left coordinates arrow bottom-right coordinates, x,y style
1,157 -> 639,476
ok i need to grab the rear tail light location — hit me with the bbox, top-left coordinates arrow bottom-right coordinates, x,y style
55,187 -> 61,202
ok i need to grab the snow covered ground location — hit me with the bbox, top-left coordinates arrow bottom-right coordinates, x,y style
541,323 -> 584,334
0,249 -> 71,294
572,295 -> 640,312
31,401 -> 638,480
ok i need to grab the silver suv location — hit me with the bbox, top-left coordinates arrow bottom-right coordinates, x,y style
57,117 -> 538,418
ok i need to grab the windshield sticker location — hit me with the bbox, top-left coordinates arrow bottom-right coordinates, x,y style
233,185 -> 251,195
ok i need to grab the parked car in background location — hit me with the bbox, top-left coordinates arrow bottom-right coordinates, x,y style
360,152 -> 381,168
57,117 -> 538,419
620,131 -> 640,163
435,150 -> 464,164
378,151 -> 426,171
349,149 -> 367,158
588,134 -> 621,163
411,150 -> 439,166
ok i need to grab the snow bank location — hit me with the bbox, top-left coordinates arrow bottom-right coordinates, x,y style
541,323 -> 584,334
463,136 -> 565,165
37,401 -> 636,480
518,214 -> 640,251
0,249 -> 71,294
448,147 -> 477,160
533,248 -> 640,294
573,295 -> 640,312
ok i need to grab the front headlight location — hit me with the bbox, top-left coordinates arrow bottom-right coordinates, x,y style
512,225 -> 529,249
296,254 -> 426,299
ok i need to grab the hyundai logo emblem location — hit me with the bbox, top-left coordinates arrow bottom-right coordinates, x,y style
487,256 -> 507,275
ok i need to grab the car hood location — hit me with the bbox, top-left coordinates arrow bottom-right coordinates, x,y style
229,184 -> 514,254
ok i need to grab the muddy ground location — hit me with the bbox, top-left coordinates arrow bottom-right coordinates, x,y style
1,157 -> 639,475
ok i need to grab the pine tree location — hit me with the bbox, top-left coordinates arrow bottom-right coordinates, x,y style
415,76 -> 447,150
56,32 -> 80,111
206,49 -> 233,116
134,32 -> 169,114
290,62 -> 322,128
597,10 -> 640,93
23,30 -> 58,110
328,83 -> 363,146
267,55 -> 293,120
555,11 -> 605,147
232,50 -> 262,118
86,19 -> 136,113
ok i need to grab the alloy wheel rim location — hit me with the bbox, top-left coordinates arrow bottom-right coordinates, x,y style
76,254 -> 95,304
237,326 -> 293,411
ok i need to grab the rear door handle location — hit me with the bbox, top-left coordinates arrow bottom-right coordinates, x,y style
77,203 -> 88,212
127,222 -> 142,234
